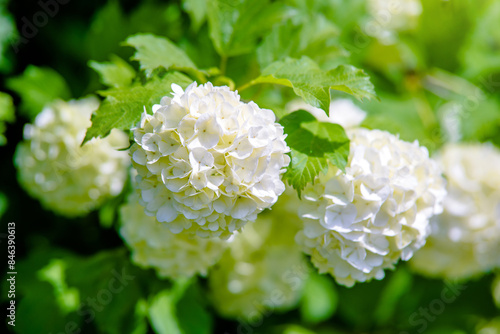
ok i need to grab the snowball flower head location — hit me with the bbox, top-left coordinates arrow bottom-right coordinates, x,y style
119,195 -> 227,279
296,128 -> 446,287
15,98 -> 129,217
131,82 -> 290,238
208,188 -> 308,319
287,98 -> 367,129
410,143 -> 500,280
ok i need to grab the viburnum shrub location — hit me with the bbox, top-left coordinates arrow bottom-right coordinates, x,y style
78,28 -> 447,289
7,0 -> 500,332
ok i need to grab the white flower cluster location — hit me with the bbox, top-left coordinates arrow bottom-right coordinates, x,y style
15,98 -> 129,217
119,195 -> 227,279
296,128 -> 446,287
287,98 -> 367,129
410,144 -> 500,280
367,0 -> 422,44
208,188 -> 308,319
131,82 -> 290,239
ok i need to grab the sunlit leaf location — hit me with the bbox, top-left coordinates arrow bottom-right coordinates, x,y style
125,34 -> 198,77
89,55 -> 136,88
83,71 -> 192,144
280,110 -> 350,194
244,57 -> 376,115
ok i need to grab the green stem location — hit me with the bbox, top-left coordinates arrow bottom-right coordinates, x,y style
219,56 -> 228,76
237,80 -> 256,92
189,69 -> 208,85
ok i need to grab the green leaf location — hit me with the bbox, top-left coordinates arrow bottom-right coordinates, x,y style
38,259 -> 80,314
461,98 -> 500,142
14,281 -> 82,334
0,0 -> 18,73
6,65 -> 71,120
131,299 -> 149,334
3,246 -> 82,334
285,152 -> 329,196
176,283 -> 213,334
148,279 -> 191,334
98,200 -> 117,229
361,95 -> 433,145
300,272 -> 338,325
85,0 -> 129,61
83,71 -> 192,144
148,290 -> 183,334
207,0 -> 290,57
373,267 -> 412,326
0,192 -> 7,218
125,33 -> 198,77
65,248 -> 147,334
148,280 -> 212,334
89,55 -> 136,88
256,15 -> 346,70
280,110 -> 350,194
0,91 -> 14,122
244,57 -> 376,115
0,91 -> 14,145
182,0 -> 207,32
460,0 -> 500,77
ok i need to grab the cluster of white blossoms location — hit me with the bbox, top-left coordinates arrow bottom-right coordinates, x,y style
208,188 -> 308,320
296,128 -> 446,287
15,98 -> 129,217
410,144 -> 500,280
119,195 -> 227,278
131,82 -> 290,239
367,0 -> 422,44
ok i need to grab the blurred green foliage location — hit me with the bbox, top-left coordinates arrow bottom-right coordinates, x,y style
1,0 -> 500,333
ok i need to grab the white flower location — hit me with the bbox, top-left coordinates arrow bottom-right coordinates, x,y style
296,128 -> 446,287
287,98 -> 367,129
208,188 -> 308,319
367,0 -> 422,44
119,195 -> 227,279
131,82 -> 290,239
410,143 -> 500,280
15,98 -> 130,217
